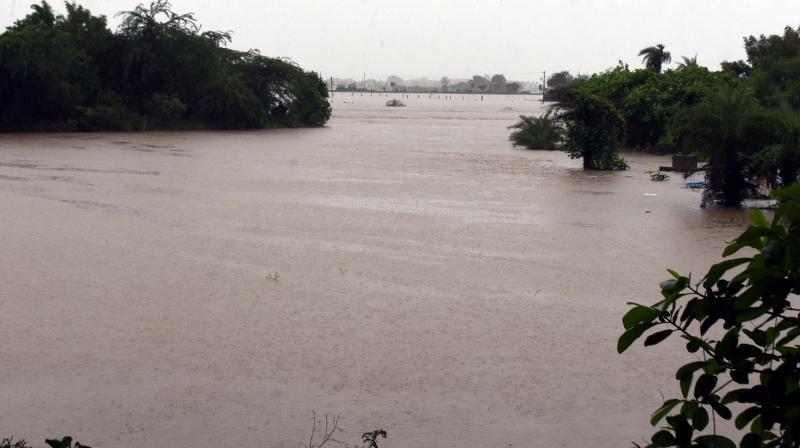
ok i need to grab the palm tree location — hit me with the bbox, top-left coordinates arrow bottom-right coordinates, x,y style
638,44 -> 672,73
684,87 -> 782,207
508,112 -> 562,150
676,55 -> 698,69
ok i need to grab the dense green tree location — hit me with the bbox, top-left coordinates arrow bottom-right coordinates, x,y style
721,60 -> 752,79
488,74 -> 507,94
470,75 -> 489,93
0,0 -> 331,131
744,26 -> 800,69
551,85 -> 628,170
513,28 -> 800,201
547,71 -> 574,89
743,26 -> 800,112
639,44 -> 672,73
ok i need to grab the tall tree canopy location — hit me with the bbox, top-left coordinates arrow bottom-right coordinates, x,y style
0,1 -> 331,131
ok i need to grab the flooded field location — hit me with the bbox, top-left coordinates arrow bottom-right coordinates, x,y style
0,94 -> 751,447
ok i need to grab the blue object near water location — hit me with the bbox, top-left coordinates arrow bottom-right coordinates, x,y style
685,181 -> 705,188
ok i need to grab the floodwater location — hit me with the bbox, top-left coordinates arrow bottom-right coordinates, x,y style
0,94 -> 752,447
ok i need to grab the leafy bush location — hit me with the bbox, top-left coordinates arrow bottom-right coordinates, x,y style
619,185 -> 800,448
385,99 -> 406,107
508,113 -> 562,150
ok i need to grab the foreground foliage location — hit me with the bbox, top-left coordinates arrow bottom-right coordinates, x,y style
0,1 -> 331,131
619,185 -> 800,448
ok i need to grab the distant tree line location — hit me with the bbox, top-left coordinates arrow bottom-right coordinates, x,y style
511,26 -> 800,207
0,1 -> 332,131
335,74 -> 525,94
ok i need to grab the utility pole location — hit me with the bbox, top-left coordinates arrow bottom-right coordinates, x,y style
541,71 -> 547,103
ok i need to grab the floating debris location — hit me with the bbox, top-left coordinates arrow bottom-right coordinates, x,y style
648,170 -> 670,181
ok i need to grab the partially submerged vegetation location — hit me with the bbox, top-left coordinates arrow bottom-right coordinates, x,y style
508,112 -> 560,150
509,89 -> 630,170
3,417 -> 386,448
649,171 -> 670,182
511,26 -> 800,206
1,436 -> 89,448
0,1 -> 332,131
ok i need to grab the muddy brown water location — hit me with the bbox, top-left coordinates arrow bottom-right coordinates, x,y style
0,94 -> 752,447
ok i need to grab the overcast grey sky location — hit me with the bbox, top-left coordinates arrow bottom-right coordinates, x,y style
2,0 -> 799,81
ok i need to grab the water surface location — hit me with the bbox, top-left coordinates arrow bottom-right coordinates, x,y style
0,94 -> 750,447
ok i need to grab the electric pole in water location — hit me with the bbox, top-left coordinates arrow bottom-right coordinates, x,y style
542,71 -> 546,103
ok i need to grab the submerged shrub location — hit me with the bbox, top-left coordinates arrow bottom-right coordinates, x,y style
649,171 -> 670,181
385,99 -> 406,107
619,185 -> 800,448
508,112 -> 562,150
